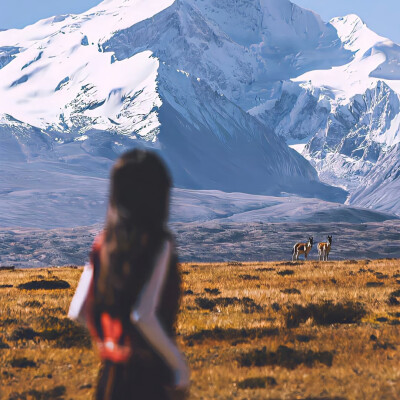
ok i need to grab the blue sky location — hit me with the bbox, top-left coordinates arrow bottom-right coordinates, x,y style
0,0 -> 99,29
0,0 -> 399,44
294,0 -> 400,43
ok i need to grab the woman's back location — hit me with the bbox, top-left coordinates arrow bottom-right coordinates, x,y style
69,150 -> 189,400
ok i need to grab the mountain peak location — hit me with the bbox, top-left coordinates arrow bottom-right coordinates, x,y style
331,14 -> 365,28
330,13 -> 385,53
330,14 -> 367,42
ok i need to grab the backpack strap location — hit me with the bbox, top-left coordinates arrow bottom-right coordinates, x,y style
131,240 -> 190,387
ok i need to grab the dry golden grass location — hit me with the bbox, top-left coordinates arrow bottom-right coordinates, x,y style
1,259 -> 400,399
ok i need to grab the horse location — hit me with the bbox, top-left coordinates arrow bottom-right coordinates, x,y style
292,237 -> 313,261
318,236 -> 332,261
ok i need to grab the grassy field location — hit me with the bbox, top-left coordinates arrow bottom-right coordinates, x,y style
1,259 -> 400,399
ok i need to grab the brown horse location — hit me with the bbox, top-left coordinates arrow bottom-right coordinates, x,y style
318,236 -> 332,261
292,237 -> 313,261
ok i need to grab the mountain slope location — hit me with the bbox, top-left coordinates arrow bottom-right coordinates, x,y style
0,0 -> 348,205
349,144 -> 400,215
248,13 -> 400,208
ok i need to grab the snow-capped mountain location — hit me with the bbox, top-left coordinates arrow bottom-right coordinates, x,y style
0,0 -> 350,202
253,13 -> 400,211
0,0 -> 400,225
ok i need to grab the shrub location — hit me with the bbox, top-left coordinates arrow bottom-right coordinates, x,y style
195,297 -> 216,310
388,296 -> 400,306
279,262 -> 301,266
281,288 -> 301,295
9,386 -> 66,400
374,272 -> 389,279
285,301 -> 366,328
366,282 -> 384,288
22,300 -> 42,308
10,357 -> 37,368
296,334 -> 312,343
185,327 -> 279,343
0,337 -> 10,349
18,280 -> 70,290
239,274 -> 260,281
39,318 -> 91,349
10,327 -> 38,341
238,345 -> 333,369
195,296 -> 263,313
277,269 -> 294,276
271,302 -> 281,311
237,376 -> 277,389
255,267 -> 275,272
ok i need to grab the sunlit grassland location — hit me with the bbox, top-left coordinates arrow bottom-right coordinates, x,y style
1,259 -> 400,399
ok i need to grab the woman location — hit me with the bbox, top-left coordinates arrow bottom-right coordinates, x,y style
69,149 -> 189,399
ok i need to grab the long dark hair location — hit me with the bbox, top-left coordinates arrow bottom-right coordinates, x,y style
95,149 -> 172,319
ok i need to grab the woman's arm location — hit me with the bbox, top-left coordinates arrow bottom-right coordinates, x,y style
130,241 -> 190,388
68,263 -> 93,325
